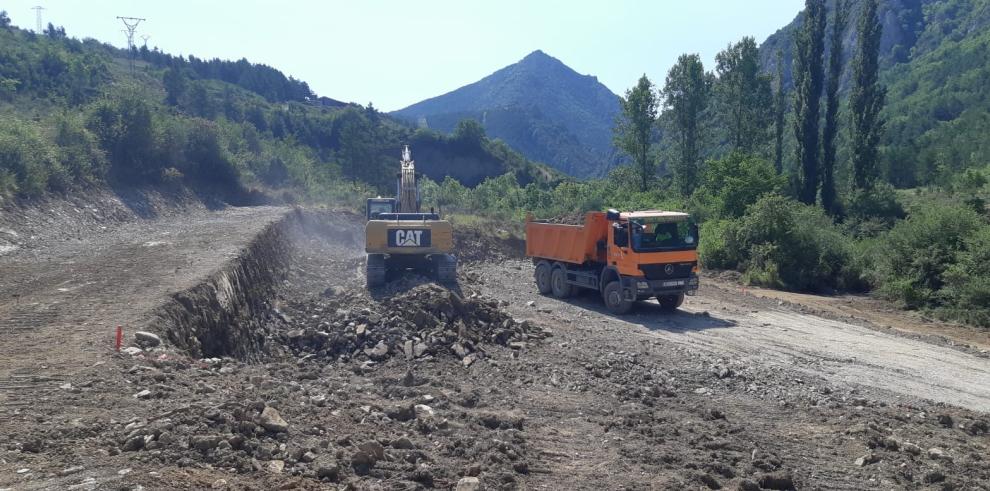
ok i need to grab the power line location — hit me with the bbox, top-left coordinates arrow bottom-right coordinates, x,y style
31,6 -> 45,33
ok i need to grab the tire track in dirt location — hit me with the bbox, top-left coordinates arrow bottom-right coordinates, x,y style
468,258 -> 990,488
489,266 -> 990,412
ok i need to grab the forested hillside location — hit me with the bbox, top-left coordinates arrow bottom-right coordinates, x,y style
0,17 -> 555,206
393,50 -> 621,178
760,0 -> 990,187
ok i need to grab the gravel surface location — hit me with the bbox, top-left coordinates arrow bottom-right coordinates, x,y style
0,199 -> 988,490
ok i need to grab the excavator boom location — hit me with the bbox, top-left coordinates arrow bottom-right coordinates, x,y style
397,146 -> 419,213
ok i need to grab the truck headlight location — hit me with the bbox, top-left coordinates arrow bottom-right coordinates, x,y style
637,281 -> 649,290
688,277 -> 699,286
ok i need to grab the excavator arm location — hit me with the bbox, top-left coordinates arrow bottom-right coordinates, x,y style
397,145 -> 419,214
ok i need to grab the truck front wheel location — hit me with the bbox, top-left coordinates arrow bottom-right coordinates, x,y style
603,281 -> 633,314
551,266 -> 573,298
658,293 -> 685,311
534,261 -> 552,295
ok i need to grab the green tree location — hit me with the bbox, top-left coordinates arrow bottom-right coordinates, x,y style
849,0 -> 886,190
0,10 -> 11,29
662,56 -> 709,195
793,0 -> 826,205
188,82 -> 216,119
44,23 -> 66,39
821,0 -> 849,214
693,152 -> 785,219
0,78 -> 20,101
163,67 -> 187,106
714,37 -> 773,154
87,95 -> 156,182
614,74 -> 659,192
773,49 -> 786,175
452,118 -> 486,149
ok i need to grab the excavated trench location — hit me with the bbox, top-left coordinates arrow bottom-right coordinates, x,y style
149,208 -> 363,360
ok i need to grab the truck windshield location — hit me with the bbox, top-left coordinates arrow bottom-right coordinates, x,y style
629,218 -> 697,252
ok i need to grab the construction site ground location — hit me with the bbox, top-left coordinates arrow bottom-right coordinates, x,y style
0,197 -> 988,491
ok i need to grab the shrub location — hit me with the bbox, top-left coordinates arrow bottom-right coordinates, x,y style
698,218 -> 741,270
53,111 -> 108,183
869,202 -> 984,309
705,195 -> 857,292
941,226 -> 990,326
843,183 -> 906,237
0,118 -> 61,197
182,120 -> 239,188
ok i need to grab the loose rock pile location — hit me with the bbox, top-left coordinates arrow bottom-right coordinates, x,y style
276,284 -> 549,365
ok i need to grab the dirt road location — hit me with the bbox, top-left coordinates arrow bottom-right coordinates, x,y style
1,204 -> 987,490
474,265 -> 990,412
0,205 -> 289,403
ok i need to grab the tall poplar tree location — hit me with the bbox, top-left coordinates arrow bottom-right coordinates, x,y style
614,75 -> 659,191
714,37 -> 773,154
773,49 -> 786,175
821,0 -> 849,214
849,0 -> 886,190
662,54 -> 710,195
793,0 -> 826,205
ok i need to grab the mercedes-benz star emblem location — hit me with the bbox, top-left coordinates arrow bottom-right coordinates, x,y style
664,264 -> 674,275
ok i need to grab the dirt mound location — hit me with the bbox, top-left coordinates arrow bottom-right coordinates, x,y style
454,227 -> 525,263
277,283 -> 549,365
538,211 -> 586,225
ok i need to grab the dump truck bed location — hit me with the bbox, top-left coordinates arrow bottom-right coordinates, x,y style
525,212 -> 608,265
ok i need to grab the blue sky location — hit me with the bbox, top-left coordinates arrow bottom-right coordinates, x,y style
3,1 -> 803,111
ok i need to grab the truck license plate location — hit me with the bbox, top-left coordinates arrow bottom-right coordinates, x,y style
662,280 -> 685,287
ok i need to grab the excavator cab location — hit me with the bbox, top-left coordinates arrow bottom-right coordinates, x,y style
366,198 -> 396,220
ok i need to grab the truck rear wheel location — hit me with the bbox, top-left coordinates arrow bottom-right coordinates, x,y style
366,254 -> 386,288
551,266 -> 573,298
534,261 -> 552,295
658,293 -> 685,311
603,281 -> 633,314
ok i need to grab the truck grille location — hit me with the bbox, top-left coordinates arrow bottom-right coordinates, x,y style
639,262 -> 695,280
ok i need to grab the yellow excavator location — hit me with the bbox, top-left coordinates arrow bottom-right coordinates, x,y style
365,146 -> 456,287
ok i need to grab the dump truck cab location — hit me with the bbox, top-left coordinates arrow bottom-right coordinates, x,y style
603,210 -> 700,308
525,209 -> 699,314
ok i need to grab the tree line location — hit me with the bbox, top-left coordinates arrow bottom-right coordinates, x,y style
615,0 -> 886,218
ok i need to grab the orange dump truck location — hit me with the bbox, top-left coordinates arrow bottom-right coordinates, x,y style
525,209 -> 699,314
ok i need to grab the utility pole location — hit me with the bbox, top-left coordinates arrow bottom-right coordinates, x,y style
141,34 -> 150,48
116,16 -> 145,50
117,16 -> 146,73
31,6 -> 45,33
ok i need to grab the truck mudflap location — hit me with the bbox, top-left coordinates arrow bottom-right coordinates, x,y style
625,274 -> 699,299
